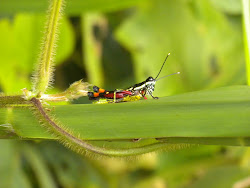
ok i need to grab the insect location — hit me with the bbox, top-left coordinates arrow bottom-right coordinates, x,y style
87,53 -> 180,104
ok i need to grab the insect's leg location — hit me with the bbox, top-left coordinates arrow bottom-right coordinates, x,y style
114,90 -> 116,103
149,91 -> 159,99
140,90 -> 147,99
113,89 -> 124,103
142,90 -> 147,97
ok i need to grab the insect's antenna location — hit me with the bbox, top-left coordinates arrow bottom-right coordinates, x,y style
155,53 -> 171,79
156,72 -> 180,81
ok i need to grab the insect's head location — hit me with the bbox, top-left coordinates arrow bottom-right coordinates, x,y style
144,76 -> 156,93
146,76 -> 156,84
146,76 -> 155,83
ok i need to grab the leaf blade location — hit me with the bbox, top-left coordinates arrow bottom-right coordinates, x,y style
1,85 -> 250,146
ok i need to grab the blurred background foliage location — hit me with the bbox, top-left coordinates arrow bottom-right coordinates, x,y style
0,0 -> 250,187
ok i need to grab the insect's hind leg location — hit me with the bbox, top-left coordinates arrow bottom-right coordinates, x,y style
113,90 -> 117,103
113,89 -> 118,103
113,89 -> 125,103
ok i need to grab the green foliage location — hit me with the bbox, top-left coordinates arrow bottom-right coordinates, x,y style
0,0 -> 250,187
0,14 -> 74,93
116,0 -> 245,94
1,86 -> 250,143
0,0 -> 145,15
82,13 -> 106,87
211,0 -> 242,14
242,0 -> 250,84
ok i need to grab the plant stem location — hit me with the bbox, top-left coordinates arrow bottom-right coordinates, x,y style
31,97 -> 173,157
242,0 -> 250,85
21,144 -> 57,188
82,13 -> 105,87
33,0 -> 64,96
0,96 -> 31,107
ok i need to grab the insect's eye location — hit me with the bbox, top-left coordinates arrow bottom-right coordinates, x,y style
146,77 -> 154,82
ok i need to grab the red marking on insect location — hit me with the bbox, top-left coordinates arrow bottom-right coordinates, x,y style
141,90 -> 147,99
88,90 -> 133,100
103,90 -> 132,99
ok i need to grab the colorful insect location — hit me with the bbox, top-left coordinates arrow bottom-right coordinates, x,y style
87,53 -> 180,104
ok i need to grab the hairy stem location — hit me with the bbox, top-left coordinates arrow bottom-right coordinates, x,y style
31,97 -> 173,157
0,96 -> 31,107
33,0 -> 64,96
40,80 -> 90,102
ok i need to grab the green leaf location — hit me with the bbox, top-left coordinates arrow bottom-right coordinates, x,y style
242,0 -> 250,85
21,143 -> 57,188
210,0 -> 242,15
0,14 -> 74,93
115,0 -> 245,95
0,140 -> 16,188
0,0 -> 144,16
1,85 -> 250,146
157,146 -> 247,187
185,166 -> 249,188
0,140 -> 32,188
39,142 -> 109,188
81,13 -> 105,87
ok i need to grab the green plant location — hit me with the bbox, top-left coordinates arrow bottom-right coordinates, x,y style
1,0 -> 250,187
0,0 -> 250,158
